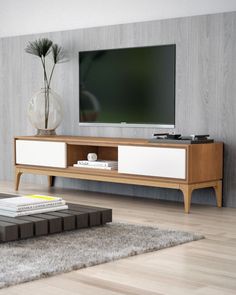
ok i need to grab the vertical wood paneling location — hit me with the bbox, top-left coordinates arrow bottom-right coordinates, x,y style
0,12 -> 236,207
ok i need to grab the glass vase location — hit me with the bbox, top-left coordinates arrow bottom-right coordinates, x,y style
28,88 -> 63,135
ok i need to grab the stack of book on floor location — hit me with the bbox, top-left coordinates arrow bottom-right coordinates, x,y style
73,160 -> 118,170
0,195 -> 68,217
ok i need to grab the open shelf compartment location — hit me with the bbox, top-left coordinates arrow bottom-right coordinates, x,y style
67,144 -> 118,169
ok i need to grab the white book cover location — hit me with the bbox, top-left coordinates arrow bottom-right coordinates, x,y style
73,164 -> 117,170
77,160 -> 118,167
0,200 -> 66,212
0,195 -> 63,208
0,204 -> 68,217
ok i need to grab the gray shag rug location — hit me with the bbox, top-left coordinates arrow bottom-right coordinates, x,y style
0,222 -> 203,289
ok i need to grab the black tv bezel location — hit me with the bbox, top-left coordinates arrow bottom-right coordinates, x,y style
78,44 -> 176,128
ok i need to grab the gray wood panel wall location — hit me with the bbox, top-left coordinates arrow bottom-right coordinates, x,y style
1,11 -> 236,207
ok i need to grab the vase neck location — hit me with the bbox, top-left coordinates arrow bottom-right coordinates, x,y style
41,87 -> 51,90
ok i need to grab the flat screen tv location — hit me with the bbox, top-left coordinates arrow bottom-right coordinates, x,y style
79,44 -> 176,128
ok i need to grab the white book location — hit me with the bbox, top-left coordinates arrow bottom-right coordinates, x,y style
0,195 -> 63,209
77,160 -> 118,167
0,200 -> 66,212
0,204 -> 68,217
73,164 -> 117,170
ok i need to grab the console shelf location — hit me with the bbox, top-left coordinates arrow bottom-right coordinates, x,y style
14,136 -> 223,213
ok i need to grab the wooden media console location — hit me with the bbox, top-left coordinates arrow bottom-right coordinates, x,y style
14,136 -> 223,213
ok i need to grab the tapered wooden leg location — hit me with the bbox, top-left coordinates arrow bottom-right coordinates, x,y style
48,176 -> 54,187
213,180 -> 222,207
180,185 -> 193,214
15,170 -> 22,191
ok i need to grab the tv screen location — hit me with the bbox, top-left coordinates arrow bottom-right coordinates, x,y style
79,44 -> 175,127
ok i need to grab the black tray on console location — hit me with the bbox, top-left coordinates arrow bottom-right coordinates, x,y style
149,138 -> 214,144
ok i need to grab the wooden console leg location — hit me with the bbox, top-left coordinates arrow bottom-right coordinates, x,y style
213,180 -> 222,207
48,176 -> 54,187
180,185 -> 193,214
15,170 -> 22,191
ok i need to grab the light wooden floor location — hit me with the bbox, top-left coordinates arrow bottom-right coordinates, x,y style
0,180 -> 236,295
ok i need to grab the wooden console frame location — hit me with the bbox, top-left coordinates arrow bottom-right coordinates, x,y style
14,136 -> 223,213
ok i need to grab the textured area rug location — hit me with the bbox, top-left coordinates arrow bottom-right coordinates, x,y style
0,222 -> 203,289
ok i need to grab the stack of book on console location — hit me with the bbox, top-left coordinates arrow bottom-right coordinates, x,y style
0,195 -> 68,217
73,160 -> 118,170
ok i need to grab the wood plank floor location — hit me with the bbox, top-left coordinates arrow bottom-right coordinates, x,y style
0,180 -> 235,295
